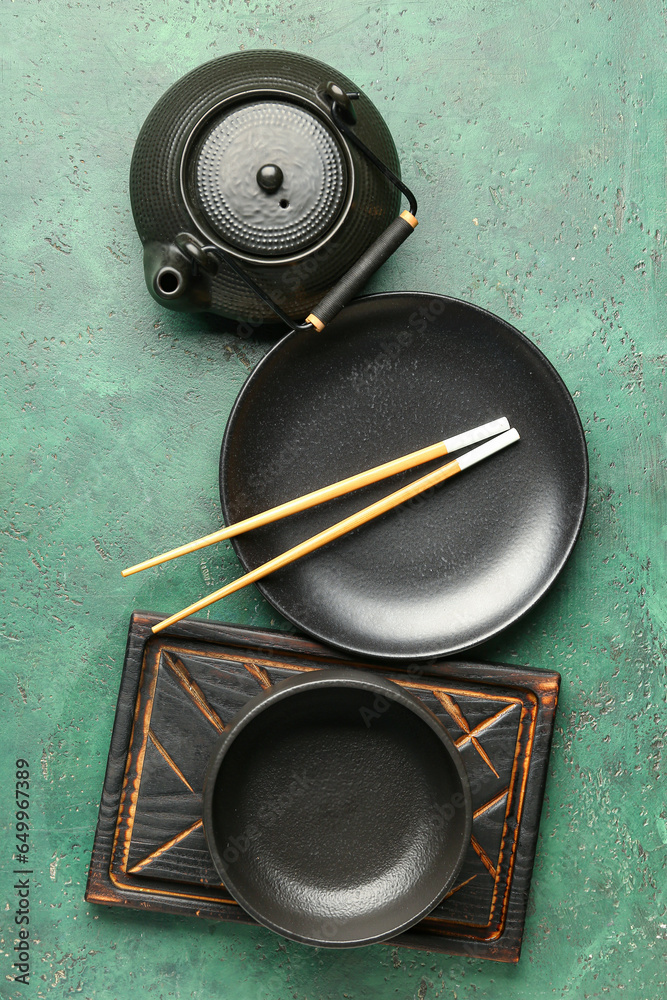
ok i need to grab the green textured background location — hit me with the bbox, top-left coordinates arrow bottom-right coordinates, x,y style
1,1 -> 665,997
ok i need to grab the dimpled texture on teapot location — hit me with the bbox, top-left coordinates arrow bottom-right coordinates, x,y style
195,101 -> 347,257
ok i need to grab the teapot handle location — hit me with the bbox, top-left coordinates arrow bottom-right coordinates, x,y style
305,210 -> 417,331
303,92 -> 418,330
178,91 -> 419,334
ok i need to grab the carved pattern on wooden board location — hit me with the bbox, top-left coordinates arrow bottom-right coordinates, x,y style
86,614 -> 560,962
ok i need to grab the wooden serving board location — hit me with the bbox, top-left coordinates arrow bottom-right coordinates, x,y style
85,613 -> 560,962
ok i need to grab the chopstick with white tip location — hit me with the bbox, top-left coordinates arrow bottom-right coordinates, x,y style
151,427 -> 520,634
122,416 -> 510,577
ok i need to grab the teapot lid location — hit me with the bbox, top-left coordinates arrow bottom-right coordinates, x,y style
186,99 -> 349,259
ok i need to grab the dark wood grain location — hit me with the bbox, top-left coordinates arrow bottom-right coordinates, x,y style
85,612 -> 560,961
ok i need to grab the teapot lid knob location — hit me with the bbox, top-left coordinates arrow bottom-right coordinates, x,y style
256,163 -> 284,193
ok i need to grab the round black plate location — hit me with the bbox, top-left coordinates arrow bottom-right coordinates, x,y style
203,668 -> 472,947
220,292 -> 588,660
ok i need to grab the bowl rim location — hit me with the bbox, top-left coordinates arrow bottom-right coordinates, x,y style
202,666 -> 473,947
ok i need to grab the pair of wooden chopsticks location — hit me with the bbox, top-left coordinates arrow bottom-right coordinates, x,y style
122,417 -> 519,634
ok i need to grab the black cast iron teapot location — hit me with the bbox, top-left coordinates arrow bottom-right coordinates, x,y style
130,49 -> 418,332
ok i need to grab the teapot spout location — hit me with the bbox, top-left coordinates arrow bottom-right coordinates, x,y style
143,241 -> 212,312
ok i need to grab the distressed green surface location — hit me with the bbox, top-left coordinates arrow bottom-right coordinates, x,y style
1,1 -> 665,997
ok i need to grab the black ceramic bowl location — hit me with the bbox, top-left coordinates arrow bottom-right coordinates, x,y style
202,668 -> 472,948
